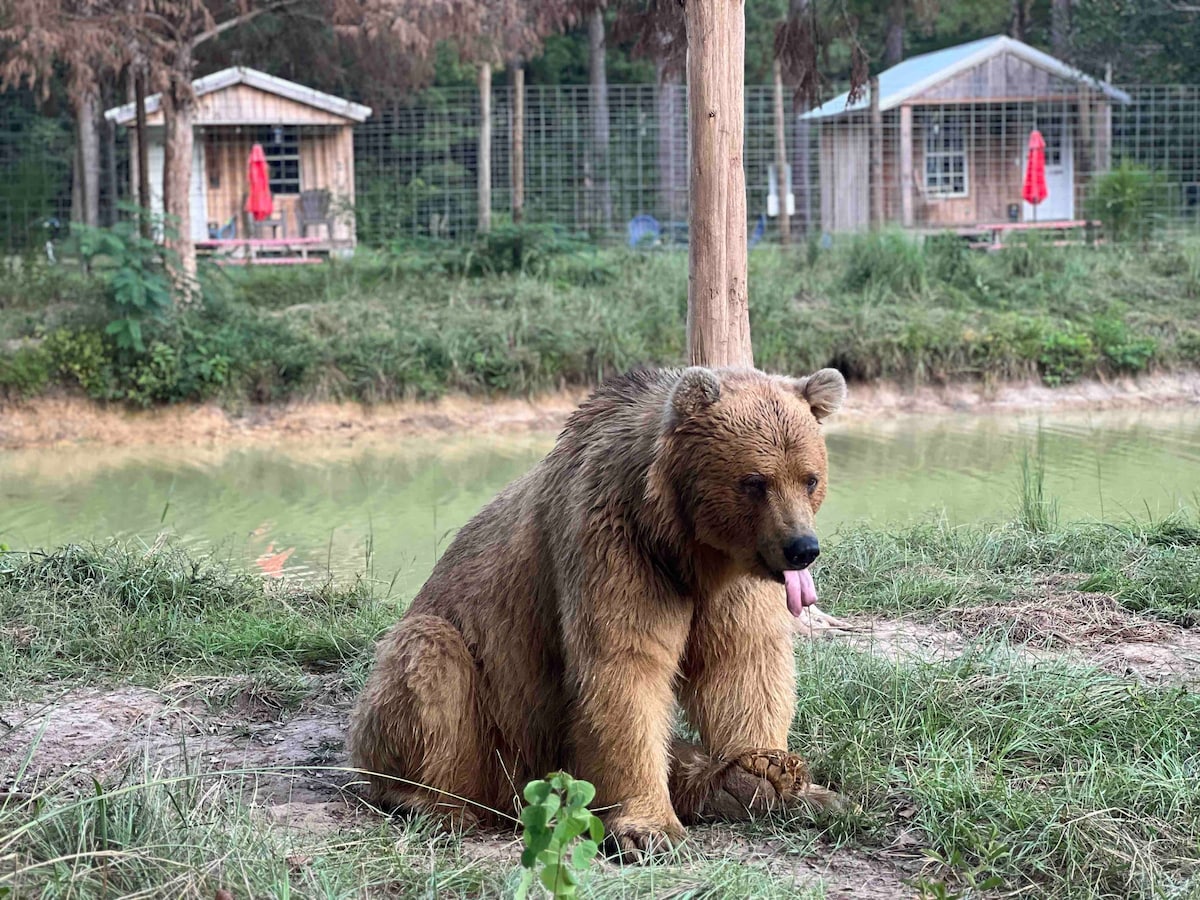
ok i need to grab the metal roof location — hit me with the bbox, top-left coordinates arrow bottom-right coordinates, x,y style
802,35 -> 1131,121
104,67 -> 372,125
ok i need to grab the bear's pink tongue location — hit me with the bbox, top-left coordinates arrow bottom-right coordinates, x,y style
784,568 -> 818,617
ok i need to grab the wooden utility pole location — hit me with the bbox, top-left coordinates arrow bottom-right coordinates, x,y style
685,0 -> 751,368
869,76 -> 884,229
772,59 -> 790,248
511,65 -> 525,224
478,62 -> 492,234
134,69 -> 151,238
588,9 -> 612,233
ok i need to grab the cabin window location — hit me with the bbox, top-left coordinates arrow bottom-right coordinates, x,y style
257,126 -> 301,195
924,112 -> 968,198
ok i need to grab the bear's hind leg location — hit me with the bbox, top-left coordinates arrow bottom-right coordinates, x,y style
348,614 -> 496,826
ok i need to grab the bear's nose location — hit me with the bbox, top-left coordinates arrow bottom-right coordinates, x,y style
783,534 -> 820,569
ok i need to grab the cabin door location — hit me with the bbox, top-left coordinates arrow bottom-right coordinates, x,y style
1024,113 -> 1074,222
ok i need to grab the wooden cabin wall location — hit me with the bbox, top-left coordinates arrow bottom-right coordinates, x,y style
148,84 -> 347,127
203,125 -> 356,242
819,115 -> 870,231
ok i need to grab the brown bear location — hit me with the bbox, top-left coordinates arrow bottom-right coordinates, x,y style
348,365 -> 847,858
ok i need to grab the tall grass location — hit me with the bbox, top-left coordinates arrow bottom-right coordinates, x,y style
1,231 -> 1199,406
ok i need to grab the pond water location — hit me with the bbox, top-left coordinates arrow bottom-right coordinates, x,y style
1,406 -> 1197,597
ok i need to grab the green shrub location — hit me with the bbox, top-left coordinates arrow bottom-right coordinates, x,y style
838,230 -> 926,297
0,343 -> 51,398
1086,162 -> 1167,242
42,328 -> 113,398
73,217 -> 177,351
1092,316 -> 1157,374
1038,328 -> 1098,385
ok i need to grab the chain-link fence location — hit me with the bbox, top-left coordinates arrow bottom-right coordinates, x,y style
2,82 -> 1199,252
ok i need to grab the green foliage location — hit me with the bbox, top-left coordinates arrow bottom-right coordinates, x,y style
1017,436 -> 1058,535
838,229 -> 927,297
1086,163 -> 1167,243
42,328 -> 112,398
0,343 -> 50,399
1091,316 -> 1157,373
516,773 -> 604,900
72,216 -> 178,352
2,235 -> 1198,407
1037,328 -> 1097,385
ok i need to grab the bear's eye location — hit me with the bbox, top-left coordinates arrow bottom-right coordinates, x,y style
805,475 -> 820,495
739,474 -> 769,497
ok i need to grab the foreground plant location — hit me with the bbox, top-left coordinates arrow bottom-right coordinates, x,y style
516,773 -> 604,899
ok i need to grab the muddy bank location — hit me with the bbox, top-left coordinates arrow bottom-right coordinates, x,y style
1,371 -> 1197,450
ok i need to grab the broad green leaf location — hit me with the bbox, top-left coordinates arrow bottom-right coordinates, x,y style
567,780 -> 596,808
524,780 -> 553,804
520,804 -> 551,831
572,840 -> 600,869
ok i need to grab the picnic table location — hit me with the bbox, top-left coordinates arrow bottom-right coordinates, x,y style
954,219 -> 1103,251
195,236 -> 328,265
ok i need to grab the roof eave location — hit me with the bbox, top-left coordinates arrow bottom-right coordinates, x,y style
103,66 -> 372,125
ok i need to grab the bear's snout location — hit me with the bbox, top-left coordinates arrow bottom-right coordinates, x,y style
782,534 -> 820,570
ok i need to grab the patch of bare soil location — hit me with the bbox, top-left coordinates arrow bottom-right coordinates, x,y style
2,370 -> 1197,450
1,679 -> 921,896
0,677 -> 356,816
817,576 -> 1200,685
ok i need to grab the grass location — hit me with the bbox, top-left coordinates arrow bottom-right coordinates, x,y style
2,227 -> 1200,407
2,507 -> 1199,897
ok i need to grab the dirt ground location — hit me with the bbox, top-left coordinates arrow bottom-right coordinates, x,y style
5,584 -> 1199,898
1,370 -> 1197,450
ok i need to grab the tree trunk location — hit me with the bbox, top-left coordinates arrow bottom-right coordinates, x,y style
74,86 -> 101,227
869,76 -> 884,229
1010,0 -> 1031,41
161,81 -> 198,296
103,112 -> 117,226
656,59 -> 686,224
772,59 -> 790,247
588,8 -> 612,234
511,64 -> 525,224
477,62 -> 492,234
884,0 -> 905,67
686,0 -> 751,368
134,69 -> 151,238
1051,0 -> 1071,57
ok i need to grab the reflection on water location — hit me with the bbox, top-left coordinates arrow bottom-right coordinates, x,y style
1,406 -> 1197,596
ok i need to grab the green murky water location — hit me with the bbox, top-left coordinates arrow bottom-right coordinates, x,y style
1,406 -> 1197,595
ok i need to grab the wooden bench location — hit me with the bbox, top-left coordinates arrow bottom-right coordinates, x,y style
955,219 -> 1103,251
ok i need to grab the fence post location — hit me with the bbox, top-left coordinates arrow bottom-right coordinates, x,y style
899,104 -> 914,228
478,62 -> 492,235
870,76 -> 884,230
511,65 -> 525,225
773,59 -> 791,247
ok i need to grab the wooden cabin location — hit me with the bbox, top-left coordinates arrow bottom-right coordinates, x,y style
105,68 -> 371,245
803,36 -> 1131,233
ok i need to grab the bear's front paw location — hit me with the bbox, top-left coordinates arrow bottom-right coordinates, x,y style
603,815 -> 685,864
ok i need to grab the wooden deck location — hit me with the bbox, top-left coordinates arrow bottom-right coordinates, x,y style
949,219 -> 1104,251
197,236 -> 343,265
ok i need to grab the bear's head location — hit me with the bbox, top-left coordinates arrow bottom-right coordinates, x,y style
658,366 -> 846,616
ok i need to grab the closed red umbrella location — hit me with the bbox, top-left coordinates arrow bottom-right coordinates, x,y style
244,143 -> 273,222
1022,129 -> 1048,221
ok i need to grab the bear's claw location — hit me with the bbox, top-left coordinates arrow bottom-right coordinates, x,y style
603,819 -> 684,864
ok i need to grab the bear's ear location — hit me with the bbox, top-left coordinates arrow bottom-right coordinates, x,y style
791,368 -> 847,421
666,367 -> 721,426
